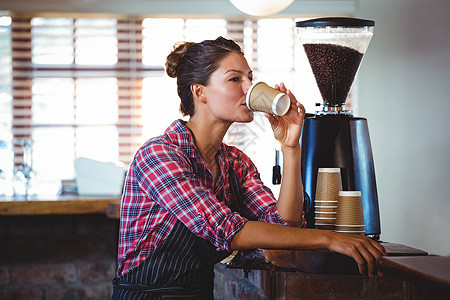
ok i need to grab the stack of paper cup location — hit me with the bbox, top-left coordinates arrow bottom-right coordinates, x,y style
314,168 -> 342,231
336,191 -> 365,235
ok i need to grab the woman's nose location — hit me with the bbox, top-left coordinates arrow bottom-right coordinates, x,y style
243,78 -> 252,94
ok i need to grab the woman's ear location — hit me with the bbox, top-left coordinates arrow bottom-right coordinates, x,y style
191,83 -> 206,103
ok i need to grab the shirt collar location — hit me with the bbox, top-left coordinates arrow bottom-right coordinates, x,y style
164,119 -> 197,159
164,119 -> 229,171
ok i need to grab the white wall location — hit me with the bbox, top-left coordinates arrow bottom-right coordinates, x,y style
356,0 -> 450,255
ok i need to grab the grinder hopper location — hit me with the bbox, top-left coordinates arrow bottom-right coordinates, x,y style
297,17 -> 374,113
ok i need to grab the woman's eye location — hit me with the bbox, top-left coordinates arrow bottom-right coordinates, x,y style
229,77 -> 240,82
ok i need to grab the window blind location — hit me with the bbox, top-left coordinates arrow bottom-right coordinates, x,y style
0,15 -> 13,188
0,16 -> 12,139
2,13 -> 332,195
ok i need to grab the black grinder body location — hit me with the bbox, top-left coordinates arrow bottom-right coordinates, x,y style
301,114 -> 381,238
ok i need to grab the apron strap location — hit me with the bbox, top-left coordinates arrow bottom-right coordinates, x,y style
227,165 -> 243,214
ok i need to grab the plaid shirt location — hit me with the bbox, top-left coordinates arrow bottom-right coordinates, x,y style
117,119 -> 291,276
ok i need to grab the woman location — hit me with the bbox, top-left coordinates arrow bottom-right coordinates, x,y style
112,36 -> 386,299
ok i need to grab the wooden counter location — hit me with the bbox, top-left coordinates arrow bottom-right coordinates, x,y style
379,256 -> 450,299
0,195 -> 121,217
227,242 -> 427,276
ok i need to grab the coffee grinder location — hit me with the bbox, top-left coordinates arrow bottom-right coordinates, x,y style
296,17 -> 381,240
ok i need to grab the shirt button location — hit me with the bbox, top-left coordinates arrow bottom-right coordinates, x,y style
197,213 -> 202,218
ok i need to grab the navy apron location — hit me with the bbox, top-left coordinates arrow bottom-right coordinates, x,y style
111,166 -> 241,300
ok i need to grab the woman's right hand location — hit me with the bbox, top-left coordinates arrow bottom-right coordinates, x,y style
326,231 -> 387,277
230,221 -> 386,277
265,83 -> 305,150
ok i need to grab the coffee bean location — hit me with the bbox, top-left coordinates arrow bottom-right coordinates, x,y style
303,43 -> 363,106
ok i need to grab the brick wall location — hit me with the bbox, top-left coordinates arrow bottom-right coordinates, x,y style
0,214 -> 119,300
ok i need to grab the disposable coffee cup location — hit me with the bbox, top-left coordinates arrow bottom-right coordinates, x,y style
315,168 -> 343,201
336,191 -> 365,226
246,82 -> 290,116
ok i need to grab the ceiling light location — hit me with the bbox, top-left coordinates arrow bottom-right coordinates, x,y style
229,0 -> 294,16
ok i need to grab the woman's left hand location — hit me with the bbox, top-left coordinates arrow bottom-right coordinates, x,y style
265,83 -> 305,149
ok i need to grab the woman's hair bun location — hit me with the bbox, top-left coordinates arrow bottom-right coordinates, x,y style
165,41 -> 195,78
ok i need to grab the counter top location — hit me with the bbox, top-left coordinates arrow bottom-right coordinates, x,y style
379,256 -> 450,296
228,242 -> 428,275
0,195 -> 121,217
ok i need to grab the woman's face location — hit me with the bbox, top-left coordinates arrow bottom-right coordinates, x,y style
202,52 -> 254,123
